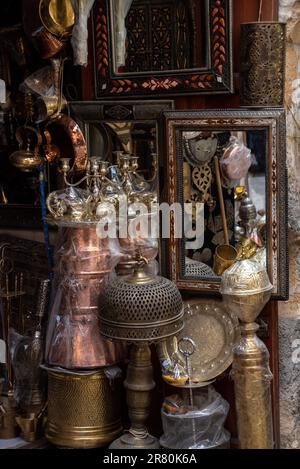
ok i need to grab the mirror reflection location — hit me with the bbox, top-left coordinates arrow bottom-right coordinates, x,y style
111,0 -> 207,74
182,129 -> 267,278
86,120 -> 158,183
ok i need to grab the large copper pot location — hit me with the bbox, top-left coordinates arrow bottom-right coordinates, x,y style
46,226 -> 125,369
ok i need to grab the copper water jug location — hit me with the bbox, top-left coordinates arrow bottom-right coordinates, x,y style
46,226 -> 125,369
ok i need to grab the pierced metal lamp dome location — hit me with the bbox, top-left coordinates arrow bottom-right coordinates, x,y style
100,257 -> 184,449
100,264 -> 184,343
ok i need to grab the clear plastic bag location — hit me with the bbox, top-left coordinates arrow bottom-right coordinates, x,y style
220,137 -> 252,185
9,328 -> 45,412
160,386 -> 230,449
45,225 -> 125,369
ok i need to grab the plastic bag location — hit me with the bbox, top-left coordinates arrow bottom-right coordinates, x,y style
220,137 -> 251,185
160,386 -> 230,449
45,225 -> 125,369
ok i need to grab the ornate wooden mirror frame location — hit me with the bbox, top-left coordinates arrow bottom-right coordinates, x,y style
163,109 -> 288,300
92,0 -> 233,98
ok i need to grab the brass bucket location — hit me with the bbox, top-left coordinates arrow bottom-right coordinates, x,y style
45,368 -> 122,448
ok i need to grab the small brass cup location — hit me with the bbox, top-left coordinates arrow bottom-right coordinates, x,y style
15,413 -> 44,442
213,245 -> 238,276
35,95 -> 67,122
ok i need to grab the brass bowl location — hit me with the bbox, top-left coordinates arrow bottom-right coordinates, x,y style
39,0 -> 75,37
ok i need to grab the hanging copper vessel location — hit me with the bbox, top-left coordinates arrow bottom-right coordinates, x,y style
23,0 -> 66,59
46,225 -> 125,369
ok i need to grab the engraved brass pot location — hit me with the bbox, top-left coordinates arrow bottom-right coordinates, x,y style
240,22 -> 286,107
45,368 -> 122,448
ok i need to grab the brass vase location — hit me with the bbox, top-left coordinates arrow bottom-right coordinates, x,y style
232,323 -> 273,448
240,22 -> 286,107
220,259 -> 273,449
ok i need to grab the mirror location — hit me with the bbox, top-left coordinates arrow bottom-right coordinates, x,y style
93,0 -> 233,97
69,100 -> 174,174
110,0 -> 207,74
163,109 -> 288,300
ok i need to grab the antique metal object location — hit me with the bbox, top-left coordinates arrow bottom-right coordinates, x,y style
163,109 -> 288,300
100,261 -> 184,342
46,114 -> 88,174
9,126 -> 43,172
100,258 -> 184,449
39,0 -> 75,37
111,344 -> 157,449
46,226 -> 124,369
220,259 -> 273,449
0,391 -> 19,439
213,155 -> 237,275
11,279 -> 50,442
220,259 -> 273,323
15,409 -> 45,443
158,299 -> 239,384
23,0 -> 66,59
92,0 -> 233,97
45,368 -> 122,448
232,322 -> 273,448
213,244 -> 237,276
240,22 -> 286,107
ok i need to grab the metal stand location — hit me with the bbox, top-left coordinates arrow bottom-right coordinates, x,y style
110,344 -> 159,449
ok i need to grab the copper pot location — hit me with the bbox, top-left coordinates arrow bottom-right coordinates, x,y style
46,226 -> 125,369
23,0 -> 66,59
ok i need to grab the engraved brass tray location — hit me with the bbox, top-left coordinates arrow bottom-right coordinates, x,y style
162,299 -> 240,383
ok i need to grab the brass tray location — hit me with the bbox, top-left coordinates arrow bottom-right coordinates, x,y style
161,299 -> 240,383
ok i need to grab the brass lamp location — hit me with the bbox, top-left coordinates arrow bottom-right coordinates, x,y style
220,259 -> 274,449
100,256 -> 184,449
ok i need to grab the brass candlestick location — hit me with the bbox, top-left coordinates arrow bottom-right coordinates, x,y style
100,257 -> 184,449
220,259 -> 273,449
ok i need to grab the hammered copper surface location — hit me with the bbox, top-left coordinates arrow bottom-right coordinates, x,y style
47,114 -> 87,174
46,369 -> 122,448
240,22 -> 286,107
46,226 -> 125,369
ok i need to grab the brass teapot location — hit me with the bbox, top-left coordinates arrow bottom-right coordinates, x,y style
10,126 -> 43,172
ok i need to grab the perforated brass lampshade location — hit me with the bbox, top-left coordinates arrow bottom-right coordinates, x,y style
100,263 -> 184,343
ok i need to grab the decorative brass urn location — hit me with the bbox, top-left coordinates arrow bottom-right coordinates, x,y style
220,259 -> 274,449
100,257 -> 184,449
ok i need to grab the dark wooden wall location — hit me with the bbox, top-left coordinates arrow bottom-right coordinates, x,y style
82,0 -> 280,448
